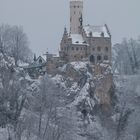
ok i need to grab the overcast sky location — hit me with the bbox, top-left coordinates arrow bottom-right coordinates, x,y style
0,0 -> 140,56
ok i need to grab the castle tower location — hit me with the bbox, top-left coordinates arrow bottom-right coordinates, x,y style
70,0 -> 83,34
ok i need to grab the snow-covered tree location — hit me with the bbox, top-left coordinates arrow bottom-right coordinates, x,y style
0,24 -> 32,65
113,37 -> 140,74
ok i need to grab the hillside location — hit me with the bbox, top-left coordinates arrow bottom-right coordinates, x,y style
0,54 -> 140,140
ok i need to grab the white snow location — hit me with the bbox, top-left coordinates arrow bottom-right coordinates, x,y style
70,34 -> 87,45
83,25 -> 110,38
52,74 -> 67,89
71,82 -> 94,107
70,61 -> 88,70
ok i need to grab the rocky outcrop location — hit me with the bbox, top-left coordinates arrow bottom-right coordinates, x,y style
52,62 -> 114,112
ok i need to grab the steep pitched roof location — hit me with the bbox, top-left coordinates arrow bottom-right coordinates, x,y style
83,24 -> 111,38
35,56 -> 46,64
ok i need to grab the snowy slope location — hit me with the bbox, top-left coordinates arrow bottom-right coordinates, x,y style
1,55 -> 140,140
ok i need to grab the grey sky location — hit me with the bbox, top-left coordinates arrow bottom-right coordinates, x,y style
0,0 -> 140,56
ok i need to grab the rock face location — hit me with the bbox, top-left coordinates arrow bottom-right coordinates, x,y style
51,61 -> 114,139
53,62 -> 113,112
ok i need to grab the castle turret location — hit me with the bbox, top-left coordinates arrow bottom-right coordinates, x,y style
70,0 -> 83,34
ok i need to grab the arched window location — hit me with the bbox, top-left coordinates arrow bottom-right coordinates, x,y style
90,55 -> 95,63
97,55 -> 102,61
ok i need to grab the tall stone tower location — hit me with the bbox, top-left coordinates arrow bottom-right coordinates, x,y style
70,0 -> 83,34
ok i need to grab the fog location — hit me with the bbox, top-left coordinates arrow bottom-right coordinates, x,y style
0,0 -> 140,55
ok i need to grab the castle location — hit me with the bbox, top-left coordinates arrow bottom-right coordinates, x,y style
24,0 -> 112,77
59,0 -> 112,64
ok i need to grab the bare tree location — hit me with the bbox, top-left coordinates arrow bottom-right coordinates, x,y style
113,37 -> 140,75
0,24 -> 32,65
115,104 -> 133,140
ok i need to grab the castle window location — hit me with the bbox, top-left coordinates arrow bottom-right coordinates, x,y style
72,47 -> 74,50
97,46 -> 101,52
92,48 -> 95,51
74,6 -> 76,8
90,55 -> 95,63
97,55 -> 102,61
81,47 -> 82,50
39,59 -> 42,64
104,56 -> 108,60
62,48 -> 63,51
76,47 -> 79,51
105,47 -> 109,52
74,11 -> 76,15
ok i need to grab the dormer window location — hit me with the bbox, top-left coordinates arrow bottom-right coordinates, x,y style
75,41 -> 79,43
83,41 -> 86,44
89,32 -> 92,37
101,32 -> 104,37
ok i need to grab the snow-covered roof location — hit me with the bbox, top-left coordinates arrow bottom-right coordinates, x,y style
35,56 -> 46,64
69,34 -> 88,45
83,25 -> 110,38
23,56 -> 46,69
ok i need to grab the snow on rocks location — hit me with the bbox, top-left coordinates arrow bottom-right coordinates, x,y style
70,61 -> 88,71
